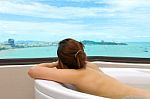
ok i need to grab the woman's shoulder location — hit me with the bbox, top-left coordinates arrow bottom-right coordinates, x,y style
86,61 -> 101,71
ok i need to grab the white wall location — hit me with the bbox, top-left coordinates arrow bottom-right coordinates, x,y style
0,65 -> 35,99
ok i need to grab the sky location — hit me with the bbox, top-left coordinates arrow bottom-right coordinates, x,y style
0,0 -> 150,42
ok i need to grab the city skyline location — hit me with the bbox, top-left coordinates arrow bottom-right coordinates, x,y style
0,0 -> 150,42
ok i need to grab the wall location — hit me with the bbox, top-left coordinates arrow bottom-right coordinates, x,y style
0,65 -> 35,99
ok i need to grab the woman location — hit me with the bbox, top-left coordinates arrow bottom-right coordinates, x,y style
28,38 -> 150,99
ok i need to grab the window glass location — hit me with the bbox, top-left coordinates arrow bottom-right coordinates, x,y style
0,0 -> 150,59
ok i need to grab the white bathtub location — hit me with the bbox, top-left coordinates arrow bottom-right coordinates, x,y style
35,80 -> 108,99
35,63 -> 150,99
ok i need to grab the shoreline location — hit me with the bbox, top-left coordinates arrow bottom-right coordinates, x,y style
0,43 -> 129,52
0,43 -> 150,59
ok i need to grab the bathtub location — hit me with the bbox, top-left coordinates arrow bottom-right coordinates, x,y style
35,62 -> 150,99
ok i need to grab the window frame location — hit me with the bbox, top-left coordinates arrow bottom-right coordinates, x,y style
0,56 -> 150,66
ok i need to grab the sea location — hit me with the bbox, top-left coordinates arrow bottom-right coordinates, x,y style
0,42 -> 150,59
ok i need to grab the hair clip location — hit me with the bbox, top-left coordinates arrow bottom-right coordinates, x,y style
75,50 -> 82,58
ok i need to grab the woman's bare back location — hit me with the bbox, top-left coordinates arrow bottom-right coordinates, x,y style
73,62 -> 150,99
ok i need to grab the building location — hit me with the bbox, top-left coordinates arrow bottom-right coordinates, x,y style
8,39 -> 15,48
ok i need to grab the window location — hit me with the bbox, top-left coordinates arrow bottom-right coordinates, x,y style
0,0 -> 150,59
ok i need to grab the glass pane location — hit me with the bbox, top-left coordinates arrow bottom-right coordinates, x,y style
0,0 -> 150,59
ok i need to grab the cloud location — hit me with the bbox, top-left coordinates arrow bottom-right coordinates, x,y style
0,19 -> 89,41
2,0 -> 150,23
135,36 -> 150,38
96,0 -> 150,20
0,20 -> 126,41
0,1 -> 64,19
0,0 -> 150,20
0,0 -> 118,19
0,20 -> 87,35
0,0 -> 150,42
98,0 -> 150,12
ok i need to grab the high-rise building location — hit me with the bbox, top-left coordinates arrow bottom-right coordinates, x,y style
8,39 -> 15,47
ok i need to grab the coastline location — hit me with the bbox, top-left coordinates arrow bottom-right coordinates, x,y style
0,43 -> 150,59
0,40 -> 128,52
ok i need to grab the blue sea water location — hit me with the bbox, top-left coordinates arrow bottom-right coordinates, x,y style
0,42 -> 150,59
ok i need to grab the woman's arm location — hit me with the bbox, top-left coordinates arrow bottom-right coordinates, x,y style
28,66 -> 80,84
37,61 -> 58,68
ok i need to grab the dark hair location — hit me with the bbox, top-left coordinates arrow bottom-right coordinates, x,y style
57,38 -> 87,69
